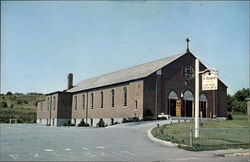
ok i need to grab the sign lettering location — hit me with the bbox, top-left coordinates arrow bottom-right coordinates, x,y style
202,72 -> 218,90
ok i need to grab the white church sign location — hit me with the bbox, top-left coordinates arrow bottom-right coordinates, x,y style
202,72 -> 218,90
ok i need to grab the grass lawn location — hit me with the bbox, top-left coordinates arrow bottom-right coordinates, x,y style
151,117 -> 250,151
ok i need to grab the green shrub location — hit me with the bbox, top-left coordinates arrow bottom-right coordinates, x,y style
227,113 -> 233,120
78,119 -> 90,127
97,119 -> 106,127
0,101 -> 8,108
9,103 -> 14,108
113,121 -> 119,125
122,117 -> 141,123
143,116 -> 157,121
63,120 -> 76,126
16,99 -> 24,104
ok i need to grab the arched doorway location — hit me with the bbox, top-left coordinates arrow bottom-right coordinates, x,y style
200,94 -> 207,118
168,90 -> 178,116
183,90 -> 193,117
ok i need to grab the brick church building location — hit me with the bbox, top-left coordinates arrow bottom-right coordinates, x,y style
37,47 -> 227,126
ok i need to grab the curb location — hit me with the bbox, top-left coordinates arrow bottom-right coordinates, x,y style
147,127 -> 178,148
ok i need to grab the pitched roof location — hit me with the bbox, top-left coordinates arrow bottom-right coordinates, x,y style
67,53 -> 185,93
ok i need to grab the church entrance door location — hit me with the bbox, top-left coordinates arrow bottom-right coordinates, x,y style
170,99 -> 176,116
168,90 -> 178,117
183,90 -> 194,117
200,94 -> 207,118
186,101 -> 193,117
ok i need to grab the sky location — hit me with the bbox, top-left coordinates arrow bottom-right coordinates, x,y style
1,1 -> 249,95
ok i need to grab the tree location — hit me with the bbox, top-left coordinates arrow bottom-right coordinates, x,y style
6,91 -> 13,95
227,88 -> 250,113
234,88 -> 250,102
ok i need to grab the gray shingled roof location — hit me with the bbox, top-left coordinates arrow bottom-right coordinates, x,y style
67,53 -> 185,93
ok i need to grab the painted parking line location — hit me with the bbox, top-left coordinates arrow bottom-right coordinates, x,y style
9,154 -> 18,160
176,157 -> 200,161
64,148 -> 72,151
120,151 -> 135,156
45,149 -> 55,152
82,147 -> 89,150
52,152 -> 60,157
100,152 -> 110,156
34,153 -> 39,158
97,146 -> 104,149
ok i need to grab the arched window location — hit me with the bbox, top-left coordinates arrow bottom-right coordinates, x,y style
53,96 -> 56,110
183,90 -> 194,101
100,91 -> 104,108
200,94 -> 207,102
123,87 -> 127,106
74,96 -> 77,110
91,93 -> 94,109
82,94 -> 85,110
168,90 -> 178,100
111,89 -> 115,107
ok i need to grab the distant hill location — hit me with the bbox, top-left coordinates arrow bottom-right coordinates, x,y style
0,94 -> 45,123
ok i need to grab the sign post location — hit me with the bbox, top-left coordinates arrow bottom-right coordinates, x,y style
195,59 -> 218,138
195,59 -> 199,138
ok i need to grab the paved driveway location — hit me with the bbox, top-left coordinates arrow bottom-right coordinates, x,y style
0,121 -> 249,161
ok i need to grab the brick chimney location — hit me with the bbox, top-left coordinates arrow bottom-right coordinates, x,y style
68,73 -> 73,89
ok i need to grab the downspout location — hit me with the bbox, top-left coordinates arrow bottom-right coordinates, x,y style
49,95 -> 52,126
86,91 -> 89,125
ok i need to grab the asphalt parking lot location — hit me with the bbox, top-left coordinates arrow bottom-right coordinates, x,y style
0,121 -> 249,161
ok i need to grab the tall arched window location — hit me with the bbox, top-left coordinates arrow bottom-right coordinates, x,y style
135,100 -> 138,109
111,89 -> 115,107
123,87 -> 127,106
47,97 -> 50,111
53,96 -> 56,110
100,91 -> 104,108
40,102 -> 43,111
74,96 -> 77,110
91,93 -> 94,109
82,94 -> 85,110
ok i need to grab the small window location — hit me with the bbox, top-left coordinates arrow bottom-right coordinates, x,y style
135,100 -> 138,109
53,96 -> 56,110
100,91 -> 104,108
123,87 -> 127,106
111,89 -> 115,107
91,93 -> 94,109
83,94 -> 85,110
74,96 -> 77,110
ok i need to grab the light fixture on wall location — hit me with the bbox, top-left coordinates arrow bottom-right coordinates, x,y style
181,92 -> 183,98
